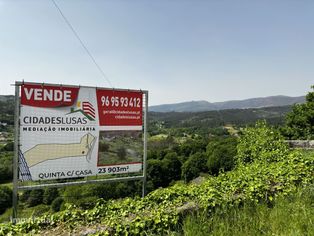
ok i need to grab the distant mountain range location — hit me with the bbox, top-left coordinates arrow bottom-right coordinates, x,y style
0,94 -> 306,113
149,95 -> 305,112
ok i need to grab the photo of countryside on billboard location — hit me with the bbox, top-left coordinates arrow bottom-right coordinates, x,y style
98,131 -> 143,173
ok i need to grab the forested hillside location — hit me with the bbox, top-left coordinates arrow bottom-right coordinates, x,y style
149,105 -> 291,136
0,86 -> 313,235
149,105 -> 291,127
149,95 -> 305,112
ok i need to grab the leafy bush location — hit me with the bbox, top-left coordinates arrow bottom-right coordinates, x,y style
43,188 -> 59,205
62,182 -> 140,206
74,196 -> 99,210
0,152 -> 13,182
51,197 -> 63,212
1,142 -> 13,152
0,149 -> 313,235
62,185 -> 82,204
27,189 -> 44,207
0,186 -> 12,214
32,205 -> 50,217
19,190 -> 31,203
237,120 -> 289,165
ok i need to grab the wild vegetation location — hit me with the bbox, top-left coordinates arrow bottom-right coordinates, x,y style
181,184 -> 314,236
281,85 -> 314,140
0,98 -> 292,219
0,119 -> 313,235
0,86 -> 313,235
148,105 -> 291,136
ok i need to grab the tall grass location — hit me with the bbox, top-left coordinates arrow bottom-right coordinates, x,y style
181,185 -> 314,236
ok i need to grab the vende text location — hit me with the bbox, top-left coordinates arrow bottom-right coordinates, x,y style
24,88 -> 72,102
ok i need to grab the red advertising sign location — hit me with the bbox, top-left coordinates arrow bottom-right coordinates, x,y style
18,82 -> 146,182
96,89 -> 143,126
21,84 -> 79,107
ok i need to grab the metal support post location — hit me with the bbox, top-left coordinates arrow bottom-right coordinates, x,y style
12,83 -> 20,222
142,91 -> 148,197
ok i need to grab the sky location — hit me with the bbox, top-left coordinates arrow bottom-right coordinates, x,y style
0,0 -> 313,105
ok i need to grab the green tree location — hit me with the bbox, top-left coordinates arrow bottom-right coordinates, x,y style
179,138 -> 207,157
283,85 -> 314,139
147,159 -> 165,188
162,152 -> 182,184
181,152 -> 208,182
207,137 -> 237,175
237,120 -> 289,165
147,152 -> 182,188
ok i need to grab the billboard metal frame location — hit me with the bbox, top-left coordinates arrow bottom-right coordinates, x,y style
12,81 -> 148,220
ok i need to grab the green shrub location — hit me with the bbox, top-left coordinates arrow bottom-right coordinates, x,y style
237,120 -> 288,165
0,186 -> 12,214
51,197 -> 63,212
19,190 -> 31,203
62,185 -> 82,204
0,152 -> 13,182
0,149 -> 313,235
32,205 -> 50,217
27,189 -> 44,207
43,188 -> 59,205
1,142 -> 13,152
75,196 -> 99,210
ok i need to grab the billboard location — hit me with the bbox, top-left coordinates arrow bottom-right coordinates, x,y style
18,83 -> 145,181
